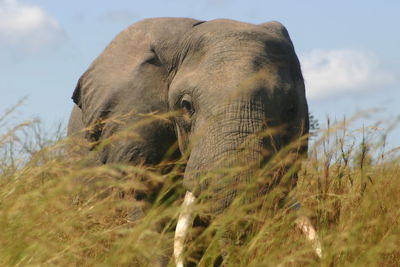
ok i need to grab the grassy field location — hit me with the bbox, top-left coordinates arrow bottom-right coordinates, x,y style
0,110 -> 399,266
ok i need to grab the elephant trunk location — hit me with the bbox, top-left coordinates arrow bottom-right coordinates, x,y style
183,99 -> 283,213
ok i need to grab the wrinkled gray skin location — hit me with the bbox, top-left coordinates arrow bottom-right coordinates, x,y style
68,18 -> 309,214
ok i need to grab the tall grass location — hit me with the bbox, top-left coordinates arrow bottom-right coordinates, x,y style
0,109 -> 399,266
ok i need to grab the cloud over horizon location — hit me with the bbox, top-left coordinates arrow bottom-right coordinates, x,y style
0,0 -> 65,55
300,49 -> 396,100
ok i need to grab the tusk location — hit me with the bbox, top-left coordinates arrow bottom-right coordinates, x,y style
174,191 -> 196,267
295,216 -> 323,258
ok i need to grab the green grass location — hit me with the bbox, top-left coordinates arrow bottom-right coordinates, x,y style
0,112 -> 399,266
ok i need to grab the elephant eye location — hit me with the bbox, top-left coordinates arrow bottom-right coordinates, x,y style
180,95 -> 194,116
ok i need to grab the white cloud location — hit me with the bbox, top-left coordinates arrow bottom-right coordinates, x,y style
0,0 -> 65,54
300,49 -> 396,100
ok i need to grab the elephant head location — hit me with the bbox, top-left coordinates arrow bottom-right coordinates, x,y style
68,18 -> 309,215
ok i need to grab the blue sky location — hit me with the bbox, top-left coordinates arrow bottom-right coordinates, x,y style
1,0 -> 399,148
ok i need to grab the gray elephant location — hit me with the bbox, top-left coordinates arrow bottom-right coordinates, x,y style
68,18 -> 319,264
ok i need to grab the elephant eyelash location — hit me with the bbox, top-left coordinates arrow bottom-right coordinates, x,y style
179,95 -> 195,117
181,100 -> 194,116
174,95 -> 194,133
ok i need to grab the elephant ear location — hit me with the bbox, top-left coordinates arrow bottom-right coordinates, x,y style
71,18 -> 204,164
259,21 -> 292,43
259,21 -> 305,83
260,21 -> 309,146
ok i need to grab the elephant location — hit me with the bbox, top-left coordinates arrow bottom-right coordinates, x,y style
67,17 -> 320,265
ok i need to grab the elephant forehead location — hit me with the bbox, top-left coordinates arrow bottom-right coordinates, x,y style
185,62 -> 291,97
195,19 -> 289,42
190,21 -> 293,54
180,40 -> 293,86
179,22 -> 294,68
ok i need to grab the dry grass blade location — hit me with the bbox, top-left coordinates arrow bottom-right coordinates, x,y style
0,108 -> 399,266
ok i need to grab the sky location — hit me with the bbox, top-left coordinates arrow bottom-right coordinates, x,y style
1,0 -> 399,149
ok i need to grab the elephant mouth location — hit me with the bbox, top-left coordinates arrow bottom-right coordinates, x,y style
184,167 -> 275,214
